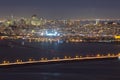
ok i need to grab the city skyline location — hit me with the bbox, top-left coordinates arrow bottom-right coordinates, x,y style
0,0 -> 120,19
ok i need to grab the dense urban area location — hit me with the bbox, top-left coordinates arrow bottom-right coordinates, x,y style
0,15 -> 120,42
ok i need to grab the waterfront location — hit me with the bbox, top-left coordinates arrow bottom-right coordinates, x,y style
0,41 -> 120,80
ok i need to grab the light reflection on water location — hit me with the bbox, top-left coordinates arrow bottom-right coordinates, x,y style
0,42 -> 120,80
0,42 -> 120,61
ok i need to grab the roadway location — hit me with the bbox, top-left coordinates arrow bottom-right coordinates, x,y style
0,53 -> 120,67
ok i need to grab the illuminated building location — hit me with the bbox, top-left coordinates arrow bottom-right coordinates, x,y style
30,15 -> 42,26
39,29 -> 60,37
96,19 -> 100,25
115,35 -> 120,40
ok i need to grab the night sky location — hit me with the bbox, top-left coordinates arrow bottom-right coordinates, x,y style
0,0 -> 120,19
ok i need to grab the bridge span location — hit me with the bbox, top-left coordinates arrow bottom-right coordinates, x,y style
0,53 -> 120,67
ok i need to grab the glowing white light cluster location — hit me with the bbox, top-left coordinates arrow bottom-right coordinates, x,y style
40,29 -> 60,36
46,30 -> 60,36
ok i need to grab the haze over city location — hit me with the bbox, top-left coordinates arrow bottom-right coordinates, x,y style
0,0 -> 120,19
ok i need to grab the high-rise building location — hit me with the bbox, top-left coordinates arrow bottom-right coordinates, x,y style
96,19 -> 100,25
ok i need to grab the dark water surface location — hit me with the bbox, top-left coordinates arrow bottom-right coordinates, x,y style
0,42 -> 120,80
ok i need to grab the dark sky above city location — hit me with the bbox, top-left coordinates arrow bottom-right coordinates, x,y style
0,0 -> 120,19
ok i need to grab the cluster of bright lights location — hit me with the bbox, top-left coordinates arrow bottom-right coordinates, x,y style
40,29 -> 60,36
46,31 -> 57,36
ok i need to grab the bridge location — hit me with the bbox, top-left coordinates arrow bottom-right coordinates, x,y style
0,53 -> 120,67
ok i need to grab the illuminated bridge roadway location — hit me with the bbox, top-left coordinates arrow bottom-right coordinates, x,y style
0,54 -> 120,67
